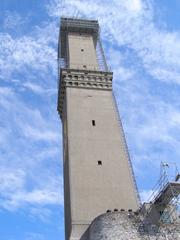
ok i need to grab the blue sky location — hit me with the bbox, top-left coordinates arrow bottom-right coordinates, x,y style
0,0 -> 180,239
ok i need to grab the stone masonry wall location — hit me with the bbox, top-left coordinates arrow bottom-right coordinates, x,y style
80,212 -> 180,240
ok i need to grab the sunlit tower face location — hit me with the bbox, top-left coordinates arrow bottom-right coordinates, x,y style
57,18 -> 139,240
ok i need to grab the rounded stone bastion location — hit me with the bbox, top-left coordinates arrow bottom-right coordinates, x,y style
80,211 -> 180,240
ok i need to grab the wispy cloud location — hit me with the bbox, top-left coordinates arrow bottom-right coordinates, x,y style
0,21 -> 58,86
0,168 -> 25,193
45,0 -> 180,192
0,166 -> 63,211
0,84 -> 61,213
29,207 -> 53,223
22,124 -> 59,142
0,9 -> 62,219
47,0 -> 180,85
3,11 -> 28,30
0,0 -> 180,232
23,82 -> 56,95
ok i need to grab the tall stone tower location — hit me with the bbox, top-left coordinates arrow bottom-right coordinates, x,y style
57,18 -> 140,240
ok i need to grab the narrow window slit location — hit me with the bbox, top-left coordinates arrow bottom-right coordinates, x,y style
92,120 -> 95,126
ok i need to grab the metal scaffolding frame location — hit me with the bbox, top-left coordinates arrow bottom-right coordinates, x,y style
58,17 -> 109,72
112,92 -> 141,205
144,162 -> 180,224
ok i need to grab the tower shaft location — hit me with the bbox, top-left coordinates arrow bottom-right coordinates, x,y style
58,18 -> 139,240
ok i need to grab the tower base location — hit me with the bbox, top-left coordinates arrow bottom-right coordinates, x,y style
80,211 -> 180,240
69,223 -> 90,240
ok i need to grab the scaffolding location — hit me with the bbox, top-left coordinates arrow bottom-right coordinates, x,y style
112,93 -> 141,206
96,36 -> 109,72
143,162 -> 180,225
58,17 -> 109,72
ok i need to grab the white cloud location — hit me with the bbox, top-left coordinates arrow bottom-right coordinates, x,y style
23,82 -> 56,95
3,11 -> 26,30
124,0 -> 143,13
22,124 -> 59,142
12,188 -> 62,206
0,86 -> 62,212
106,47 -> 135,81
0,22 -> 57,85
23,82 -> 47,94
29,207 -> 53,223
0,169 -> 63,211
0,86 -> 59,143
0,0 -> 179,224
119,83 -> 180,158
46,0 -> 180,85
149,68 -> 180,84
0,168 -> 25,193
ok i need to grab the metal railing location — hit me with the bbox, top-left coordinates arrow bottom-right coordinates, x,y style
112,92 -> 141,205
96,37 -> 110,72
143,162 -> 180,224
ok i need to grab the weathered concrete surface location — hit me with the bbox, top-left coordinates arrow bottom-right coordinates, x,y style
80,212 -> 180,240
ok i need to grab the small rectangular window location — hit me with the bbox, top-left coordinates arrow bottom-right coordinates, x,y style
98,161 -> 102,165
92,120 -> 95,126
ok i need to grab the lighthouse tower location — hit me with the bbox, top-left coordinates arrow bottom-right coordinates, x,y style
57,17 -> 139,240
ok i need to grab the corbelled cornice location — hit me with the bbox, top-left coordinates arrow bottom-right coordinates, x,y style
57,68 -> 113,118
